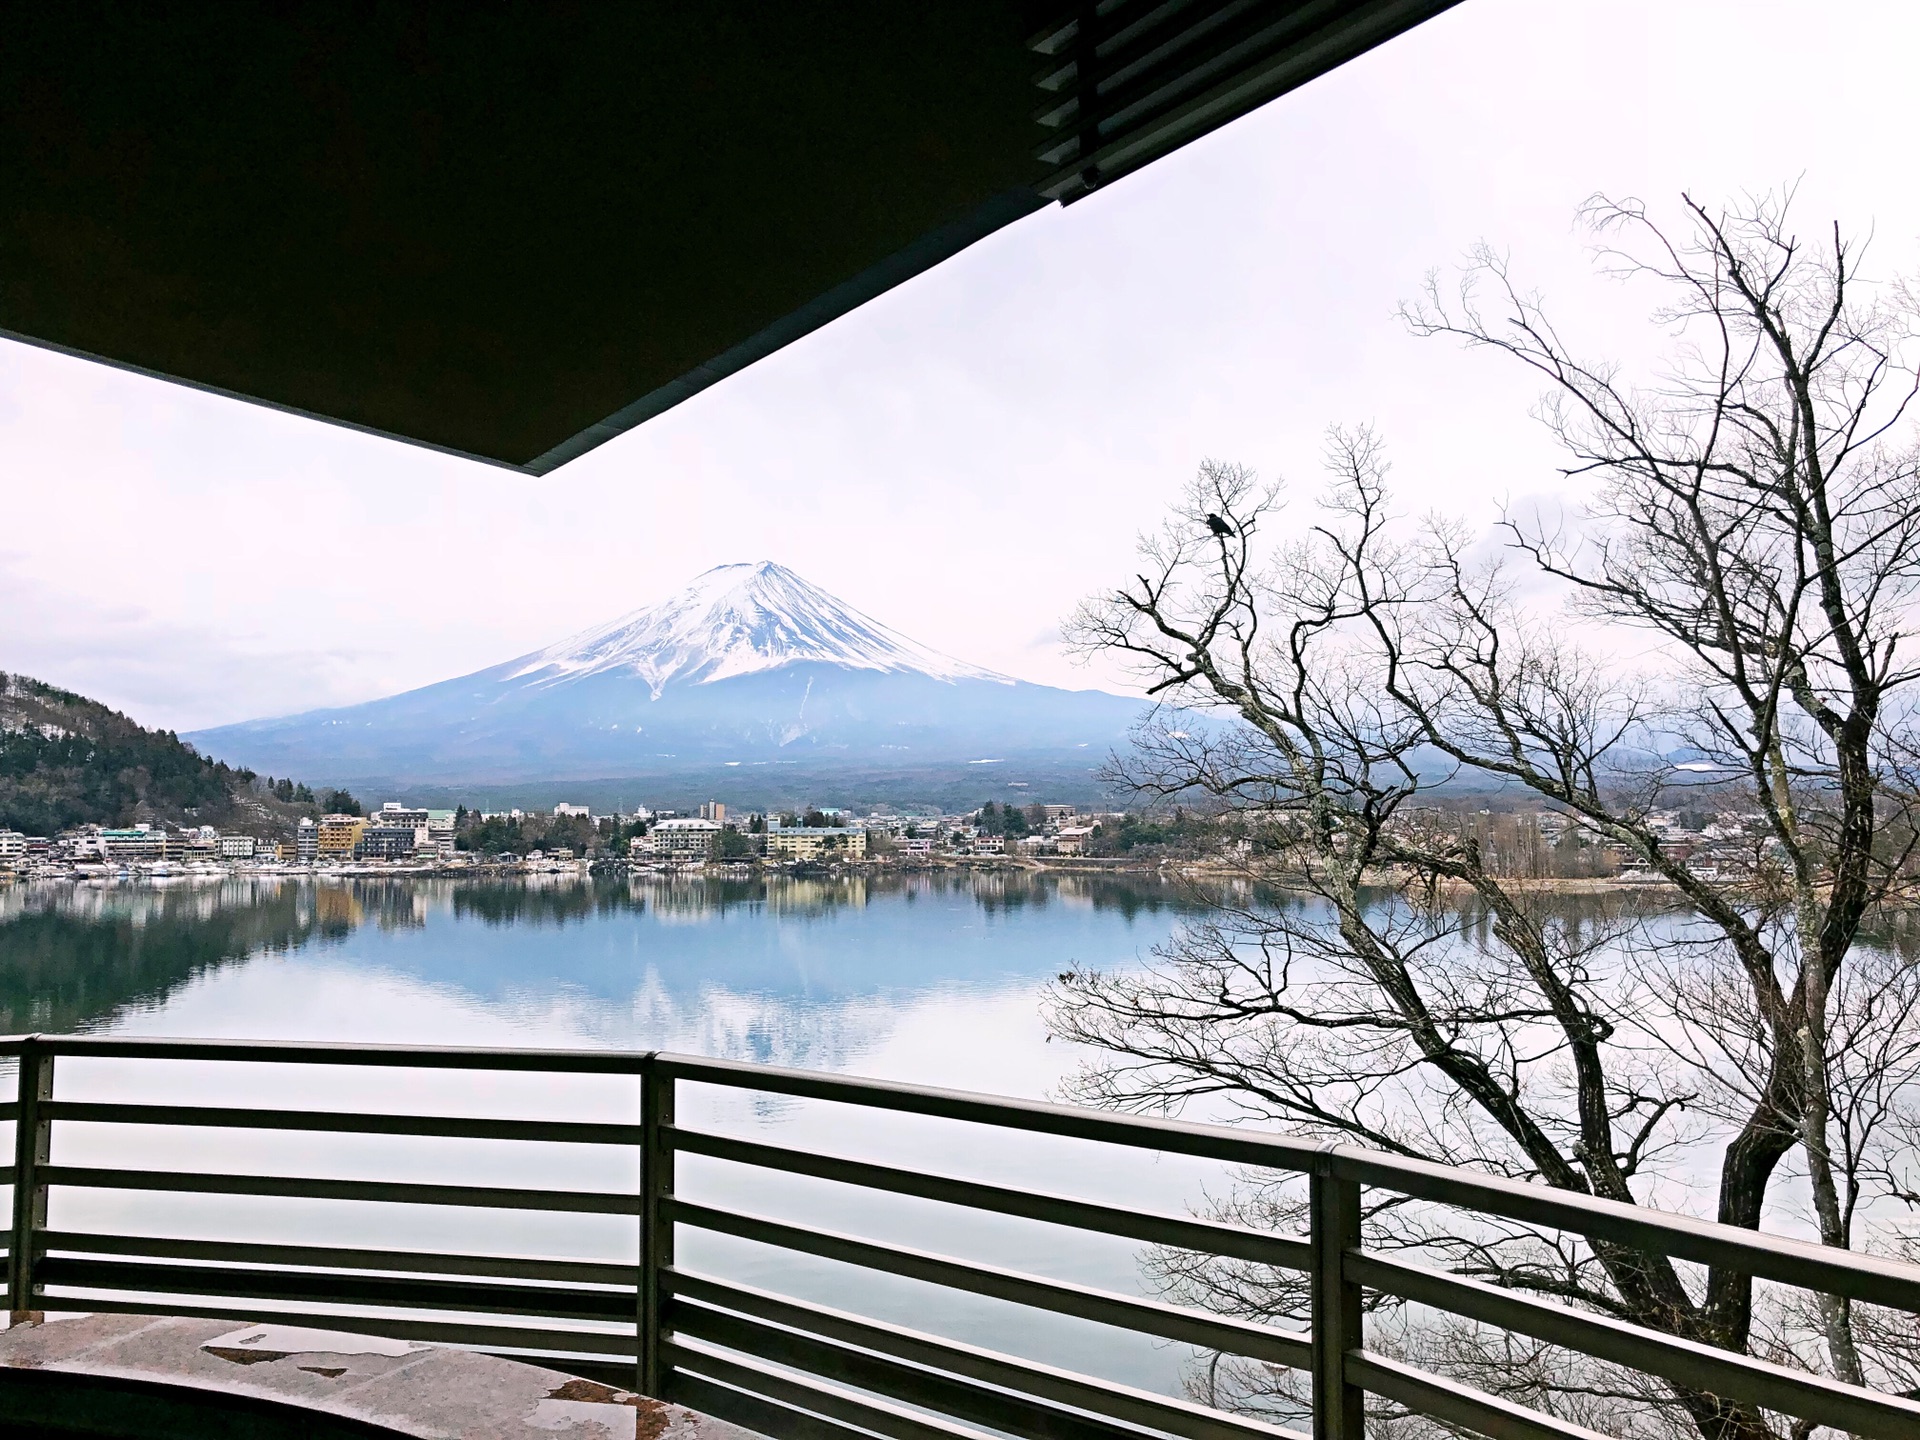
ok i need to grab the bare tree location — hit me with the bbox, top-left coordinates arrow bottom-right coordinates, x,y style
1051,193 -> 1920,1440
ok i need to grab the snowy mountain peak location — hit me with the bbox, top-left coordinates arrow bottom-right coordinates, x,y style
507,561 -> 1012,697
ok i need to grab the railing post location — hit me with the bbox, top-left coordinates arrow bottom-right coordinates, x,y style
1310,1158 -> 1363,1440
8,1037 -> 53,1321
640,1060 -> 675,1398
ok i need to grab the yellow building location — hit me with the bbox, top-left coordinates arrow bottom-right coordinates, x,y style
316,815 -> 368,858
767,828 -> 867,861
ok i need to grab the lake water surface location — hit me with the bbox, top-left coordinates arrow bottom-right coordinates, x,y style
0,871 -> 1247,1397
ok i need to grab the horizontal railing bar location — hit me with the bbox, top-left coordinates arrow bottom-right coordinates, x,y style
42,1100 -> 641,1146
667,1271 -> 1307,1440
0,1033 -> 648,1073
668,1367 -> 890,1440
48,1293 -> 639,1356
668,1127 -> 1312,1270
18,1035 -> 1920,1316
38,1230 -> 636,1288
669,1295 -> 1170,1440
658,1052 -> 1324,1171
1349,1250 -> 1920,1439
1333,1150 -> 1920,1313
1347,1350 -> 1612,1440
659,1053 -> 1920,1308
668,1336 -> 1002,1440
0,1102 -> 16,1122
36,1255 -> 636,1324
670,1199 -> 1310,1368
38,1165 -> 640,1215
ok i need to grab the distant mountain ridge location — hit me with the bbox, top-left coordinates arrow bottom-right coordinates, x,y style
187,563 -> 1148,795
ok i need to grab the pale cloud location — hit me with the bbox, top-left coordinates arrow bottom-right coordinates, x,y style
0,556 -> 387,732
4,0 -> 1919,732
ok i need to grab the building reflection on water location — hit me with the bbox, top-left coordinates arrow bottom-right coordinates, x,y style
0,872 -> 1199,1040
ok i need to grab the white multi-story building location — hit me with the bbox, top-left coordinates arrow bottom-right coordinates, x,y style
61,830 -> 103,861
553,803 -> 591,818
767,828 -> 867,861
645,817 -> 722,860
218,834 -> 257,859
0,831 -> 26,863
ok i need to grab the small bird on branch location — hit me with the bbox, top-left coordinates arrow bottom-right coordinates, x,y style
1205,513 -> 1235,538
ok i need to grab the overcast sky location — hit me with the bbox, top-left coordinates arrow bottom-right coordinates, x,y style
6,0 -> 1920,734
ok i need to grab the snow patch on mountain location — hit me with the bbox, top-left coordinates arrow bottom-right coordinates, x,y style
506,562 -> 1012,698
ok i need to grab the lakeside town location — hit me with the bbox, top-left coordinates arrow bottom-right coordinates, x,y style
0,790 -> 1779,888
0,796 -> 1122,881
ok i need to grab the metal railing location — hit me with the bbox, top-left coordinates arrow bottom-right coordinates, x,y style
2,1032 -> 1918,1440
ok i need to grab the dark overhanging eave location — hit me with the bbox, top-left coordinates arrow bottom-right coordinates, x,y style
0,189 -> 1052,481
0,323 -> 533,476
0,189 -> 1054,482
0,2 -> 1468,478
523,188 -> 1051,478
1035,0 -> 1464,203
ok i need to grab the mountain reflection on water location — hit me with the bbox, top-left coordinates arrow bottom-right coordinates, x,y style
0,871 -> 1203,1055
0,878 -> 328,1033
5,872 -> 1807,1074
16,871 -> 1902,1404
0,870 -> 1247,1399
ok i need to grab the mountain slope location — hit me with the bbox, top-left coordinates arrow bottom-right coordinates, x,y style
188,563 -> 1147,792
0,674 -> 320,835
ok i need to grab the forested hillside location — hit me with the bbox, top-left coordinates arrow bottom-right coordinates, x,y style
0,674 -> 322,835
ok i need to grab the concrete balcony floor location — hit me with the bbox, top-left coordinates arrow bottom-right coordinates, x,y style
0,1312 -> 755,1439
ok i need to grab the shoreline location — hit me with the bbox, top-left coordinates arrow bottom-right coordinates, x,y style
0,855 -> 1677,892
0,855 -> 1171,884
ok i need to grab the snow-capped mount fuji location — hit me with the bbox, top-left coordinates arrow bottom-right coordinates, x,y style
510,562 -> 1009,695
187,563 -> 1147,798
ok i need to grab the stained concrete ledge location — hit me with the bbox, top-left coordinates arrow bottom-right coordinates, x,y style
0,1313 -> 764,1439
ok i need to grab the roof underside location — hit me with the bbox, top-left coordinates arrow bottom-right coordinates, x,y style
0,2 -> 1458,474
